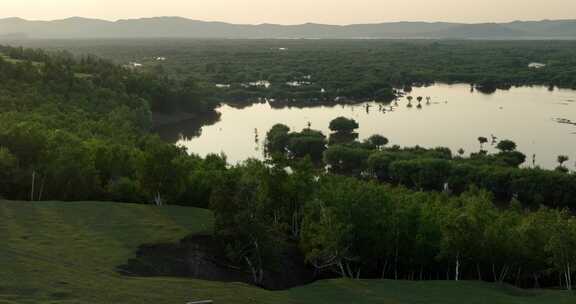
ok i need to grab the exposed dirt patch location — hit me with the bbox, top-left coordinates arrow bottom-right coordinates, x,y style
118,234 -> 320,290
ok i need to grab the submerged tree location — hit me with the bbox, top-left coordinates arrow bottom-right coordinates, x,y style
329,117 -> 359,134
556,155 -> 570,173
457,148 -> 465,156
558,155 -> 569,167
329,117 -> 359,145
265,123 -> 291,156
478,137 -> 488,151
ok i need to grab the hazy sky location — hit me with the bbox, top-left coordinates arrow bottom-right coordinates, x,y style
3,0 -> 576,24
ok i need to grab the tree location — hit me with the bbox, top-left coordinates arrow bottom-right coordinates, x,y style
324,144 -> 370,176
282,158 -> 317,238
138,136 -> 189,205
545,210 -> 576,290
210,160 -> 285,286
286,129 -> 327,163
482,207 -> 523,283
329,117 -> 359,134
478,137 -> 488,151
179,153 -> 228,208
300,176 -> 391,279
265,124 -> 290,156
367,134 -> 389,150
440,190 -> 494,281
407,98 -> 414,108
496,140 -> 517,153
0,147 -> 17,197
390,159 -> 452,191
40,131 -> 101,201
496,151 -> 527,167
367,152 -> 397,181
557,155 -> 569,167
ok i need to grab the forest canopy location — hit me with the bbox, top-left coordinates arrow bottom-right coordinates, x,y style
2,44 -> 576,291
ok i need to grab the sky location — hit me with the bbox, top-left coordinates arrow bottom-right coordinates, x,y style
3,0 -> 576,25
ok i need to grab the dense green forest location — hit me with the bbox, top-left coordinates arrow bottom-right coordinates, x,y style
265,120 -> 576,208
0,44 -> 220,202
11,39 -> 576,104
1,44 -> 576,293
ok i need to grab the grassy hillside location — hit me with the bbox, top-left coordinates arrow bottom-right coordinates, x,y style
0,200 -> 573,304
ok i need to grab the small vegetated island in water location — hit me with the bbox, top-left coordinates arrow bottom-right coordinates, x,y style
1,39 -> 576,303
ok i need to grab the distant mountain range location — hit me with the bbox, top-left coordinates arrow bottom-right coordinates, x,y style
1,17 -> 576,39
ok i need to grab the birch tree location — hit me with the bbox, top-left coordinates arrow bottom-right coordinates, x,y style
545,210 -> 576,291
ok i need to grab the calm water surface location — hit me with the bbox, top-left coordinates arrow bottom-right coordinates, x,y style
158,84 -> 576,169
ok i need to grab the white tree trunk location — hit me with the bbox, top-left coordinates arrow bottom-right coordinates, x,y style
338,261 -> 347,279
30,170 -> 36,201
245,257 -> 259,285
38,176 -> 45,201
455,253 -> 460,281
154,191 -> 163,206
566,263 -> 572,291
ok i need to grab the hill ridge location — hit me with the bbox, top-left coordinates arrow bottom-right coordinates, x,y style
1,17 -> 575,39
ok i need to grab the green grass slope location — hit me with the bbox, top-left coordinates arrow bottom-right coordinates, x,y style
0,200 -> 573,304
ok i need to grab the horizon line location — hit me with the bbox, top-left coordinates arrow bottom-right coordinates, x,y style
2,16 -> 576,27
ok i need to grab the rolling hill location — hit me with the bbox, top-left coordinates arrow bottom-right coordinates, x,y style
0,200 -> 574,304
0,17 -> 575,39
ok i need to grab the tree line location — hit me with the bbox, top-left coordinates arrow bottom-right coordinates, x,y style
18,39 -> 576,106
265,117 -> 576,209
212,164 -> 576,290
208,119 -> 576,289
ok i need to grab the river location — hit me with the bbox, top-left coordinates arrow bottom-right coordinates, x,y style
157,84 -> 576,169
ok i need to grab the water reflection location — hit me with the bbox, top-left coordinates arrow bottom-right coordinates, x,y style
161,84 -> 576,169
154,111 -> 221,142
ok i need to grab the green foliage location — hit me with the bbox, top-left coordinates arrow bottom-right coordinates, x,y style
324,144 -> 371,176
32,39 -> 576,104
255,123 -> 572,209
329,117 -> 359,134
390,158 -> 452,191
265,123 -> 291,156
366,134 -> 389,149
0,200 -> 574,303
137,137 -> 190,204
286,129 -> 327,163
3,43 -> 576,295
496,151 -> 526,167
301,176 -> 393,278
496,140 -> 517,152
0,45 -> 219,204
298,177 -> 576,288
0,147 -> 17,197
179,153 -> 228,208
210,160 -> 293,285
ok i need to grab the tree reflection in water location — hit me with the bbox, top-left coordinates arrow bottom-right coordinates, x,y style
154,111 -> 222,143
